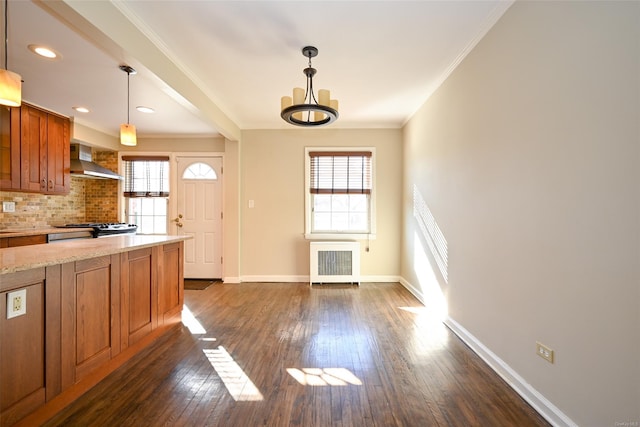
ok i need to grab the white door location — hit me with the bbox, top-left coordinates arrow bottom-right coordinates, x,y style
175,156 -> 223,279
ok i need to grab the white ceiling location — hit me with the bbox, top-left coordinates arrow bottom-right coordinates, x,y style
8,0 -> 512,141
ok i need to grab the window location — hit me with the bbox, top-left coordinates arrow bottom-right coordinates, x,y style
122,156 -> 170,234
305,148 -> 375,238
182,162 -> 217,180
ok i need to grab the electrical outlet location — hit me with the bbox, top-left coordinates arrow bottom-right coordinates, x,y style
7,289 -> 27,319
2,201 -> 15,213
536,341 -> 554,363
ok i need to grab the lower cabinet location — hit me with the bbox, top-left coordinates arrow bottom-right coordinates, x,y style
120,243 -> 185,348
0,269 -> 47,427
157,242 -> 184,325
121,247 -> 156,348
61,255 -> 121,387
0,241 -> 184,426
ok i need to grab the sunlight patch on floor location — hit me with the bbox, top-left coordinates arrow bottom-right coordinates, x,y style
203,346 -> 264,401
182,305 -> 207,334
398,305 -> 449,355
287,368 -> 362,386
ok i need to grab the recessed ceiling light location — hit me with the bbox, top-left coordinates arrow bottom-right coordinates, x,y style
73,106 -> 90,113
28,44 -> 60,59
136,106 -> 155,114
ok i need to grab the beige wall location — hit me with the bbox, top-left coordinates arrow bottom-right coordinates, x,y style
401,1 -> 639,426
240,128 -> 402,281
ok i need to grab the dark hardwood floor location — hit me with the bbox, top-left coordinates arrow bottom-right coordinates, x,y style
44,282 -> 550,426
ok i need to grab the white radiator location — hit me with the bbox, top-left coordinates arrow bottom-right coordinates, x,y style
310,241 -> 360,285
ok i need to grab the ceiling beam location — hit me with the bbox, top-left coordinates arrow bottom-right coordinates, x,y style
38,0 -> 241,142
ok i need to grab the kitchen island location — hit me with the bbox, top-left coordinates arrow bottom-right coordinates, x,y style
0,235 -> 190,426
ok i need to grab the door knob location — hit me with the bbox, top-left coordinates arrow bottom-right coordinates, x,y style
172,214 -> 183,228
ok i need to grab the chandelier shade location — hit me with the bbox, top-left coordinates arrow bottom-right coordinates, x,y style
119,65 -> 137,146
0,0 -> 21,107
281,46 -> 338,127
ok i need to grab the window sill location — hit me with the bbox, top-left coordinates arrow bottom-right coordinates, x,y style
304,233 -> 376,241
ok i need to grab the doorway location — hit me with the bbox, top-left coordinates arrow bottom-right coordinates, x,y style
174,156 -> 223,279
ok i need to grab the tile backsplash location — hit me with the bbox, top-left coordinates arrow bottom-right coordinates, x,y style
0,151 -> 119,229
85,151 -> 119,223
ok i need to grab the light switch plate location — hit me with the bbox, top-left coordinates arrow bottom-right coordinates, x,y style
7,289 -> 27,319
2,201 -> 16,213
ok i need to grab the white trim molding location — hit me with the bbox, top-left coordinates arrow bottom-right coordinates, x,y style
238,275 -> 401,284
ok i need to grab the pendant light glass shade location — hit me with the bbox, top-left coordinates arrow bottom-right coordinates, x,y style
120,123 -> 137,146
119,65 -> 137,146
0,69 -> 21,107
1,0 -> 21,107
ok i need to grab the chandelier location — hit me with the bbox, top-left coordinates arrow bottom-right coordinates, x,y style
281,46 -> 338,127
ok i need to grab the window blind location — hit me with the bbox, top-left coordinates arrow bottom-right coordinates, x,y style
309,151 -> 372,194
122,156 -> 170,197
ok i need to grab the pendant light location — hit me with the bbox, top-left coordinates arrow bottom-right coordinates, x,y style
281,46 -> 338,127
0,0 -> 21,107
119,64 -> 137,146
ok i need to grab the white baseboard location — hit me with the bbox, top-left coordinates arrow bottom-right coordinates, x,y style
222,276 -> 241,284
398,278 -> 576,427
398,277 -> 426,304
237,275 -> 402,284
239,275 -> 308,283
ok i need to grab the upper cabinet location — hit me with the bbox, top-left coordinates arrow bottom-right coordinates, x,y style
0,106 -> 20,190
0,103 -> 70,195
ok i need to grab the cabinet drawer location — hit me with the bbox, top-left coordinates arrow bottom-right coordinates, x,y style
7,235 -> 47,247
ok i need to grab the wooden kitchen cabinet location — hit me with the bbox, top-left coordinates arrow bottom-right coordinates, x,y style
0,105 -> 20,190
120,242 -> 184,346
20,105 -> 47,192
157,242 -> 184,325
0,103 -> 70,194
21,104 -> 70,194
0,269 -> 48,426
46,113 -> 71,194
60,255 -> 121,388
121,247 -> 157,348
0,238 -> 185,426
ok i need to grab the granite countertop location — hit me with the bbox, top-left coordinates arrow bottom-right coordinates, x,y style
0,227 -> 93,238
0,234 -> 192,275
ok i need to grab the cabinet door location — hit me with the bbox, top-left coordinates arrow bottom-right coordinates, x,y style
121,247 -> 157,348
0,269 -> 46,426
0,105 -> 20,190
61,255 -> 121,388
20,105 -> 47,192
157,242 -> 184,325
46,114 -> 70,194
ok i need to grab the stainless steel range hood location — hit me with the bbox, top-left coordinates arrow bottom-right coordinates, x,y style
70,144 -> 123,180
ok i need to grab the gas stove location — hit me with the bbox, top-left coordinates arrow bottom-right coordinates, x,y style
57,222 -> 138,237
